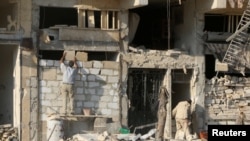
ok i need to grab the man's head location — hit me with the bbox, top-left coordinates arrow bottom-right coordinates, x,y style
68,60 -> 74,67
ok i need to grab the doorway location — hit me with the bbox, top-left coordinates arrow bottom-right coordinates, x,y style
171,69 -> 192,138
0,45 -> 20,127
127,69 -> 166,134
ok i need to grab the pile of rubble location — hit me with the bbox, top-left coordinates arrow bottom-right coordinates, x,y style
0,124 -> 18,141
63,129 -> 158,141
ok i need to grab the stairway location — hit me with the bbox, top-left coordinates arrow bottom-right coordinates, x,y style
222,0 -> 250,72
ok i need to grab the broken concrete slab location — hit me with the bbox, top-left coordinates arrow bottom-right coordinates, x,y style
116,133 -> 137,140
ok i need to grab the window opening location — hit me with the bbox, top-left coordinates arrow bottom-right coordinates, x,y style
39,7 -> 77,29
78,9 -> 119,29
39,50 -> 118,61
0,1 -> 18,32
204,14 -> 241,33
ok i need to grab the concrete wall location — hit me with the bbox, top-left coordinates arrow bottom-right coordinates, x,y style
38,59 -> 120,140
21,50 -> 38,141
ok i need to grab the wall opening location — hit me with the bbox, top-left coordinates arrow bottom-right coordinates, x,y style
39,7 -> 78,29
205,55 -> 216,79
0,0 -> 18,31
127,69 -> 166,134
205,54 -> 250,79
171,69 -> 192,137
129,3 -> 175,50
39,50 -> 119,61
0,45 -> 18,125
204,14 -> 241,33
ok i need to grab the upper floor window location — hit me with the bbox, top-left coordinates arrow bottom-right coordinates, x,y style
204,13 -> 241,33
39,7 -> 78,29
0,0 -> 18,32
40,7 -> 119,30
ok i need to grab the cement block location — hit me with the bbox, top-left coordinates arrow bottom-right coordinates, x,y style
76,51 -> 88,62
215,59 -> 228,71
42,68 -> 57,80
64,50 -> 75,60
103,61 -> 119,70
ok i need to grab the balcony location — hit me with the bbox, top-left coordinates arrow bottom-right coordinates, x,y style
39,27 -> 120,51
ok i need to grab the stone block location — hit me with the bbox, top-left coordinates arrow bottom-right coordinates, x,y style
103,61 -> 119,70
93,61 -> 103,68
76,51 -> 88,62
82,61 -> 93,68
42,68 -> 57,80
64,50 -> 75,60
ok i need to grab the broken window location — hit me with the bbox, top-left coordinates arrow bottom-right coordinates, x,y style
129,5 -> 174,50
0,0 -> 18,32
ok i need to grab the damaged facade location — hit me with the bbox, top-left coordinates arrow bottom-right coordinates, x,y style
0,0 -> 250,141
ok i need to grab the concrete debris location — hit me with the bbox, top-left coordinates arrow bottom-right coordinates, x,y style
165,50 -> 182,56
70,132 -> 111,141
116,134 -> 139,141
39,30 -> 51,44
205,76 -> 250,121
0,124 -> 18,141
140,129 -> 156,140
129,46 -> 146,53
59,129 -> 204,141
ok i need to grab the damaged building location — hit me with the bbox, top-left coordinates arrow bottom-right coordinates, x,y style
0,0 -> 250,141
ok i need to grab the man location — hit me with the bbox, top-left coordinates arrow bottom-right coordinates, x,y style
60,52 -> 78,115
172,99 -> 192,140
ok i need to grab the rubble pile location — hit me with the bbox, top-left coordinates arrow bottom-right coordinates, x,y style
63,129 -> 158,141
205,75 -> 250,122
0,124 -> 18,141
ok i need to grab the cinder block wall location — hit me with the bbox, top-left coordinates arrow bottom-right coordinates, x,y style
204,75 -> 250,128
38,59 -> 120,138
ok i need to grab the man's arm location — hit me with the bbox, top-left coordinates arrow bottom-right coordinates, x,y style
73,56 -> 78,68
60,52 -> 66,64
